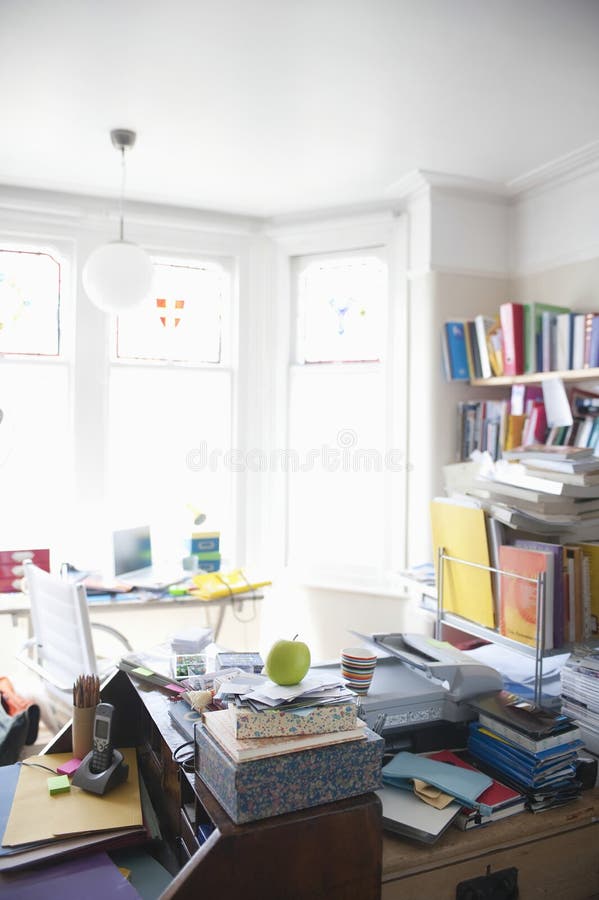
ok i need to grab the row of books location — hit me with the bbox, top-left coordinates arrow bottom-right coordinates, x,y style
443,302 -> 599,381
457,384 -> 599,463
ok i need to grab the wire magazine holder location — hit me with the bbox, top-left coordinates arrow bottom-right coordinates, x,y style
436,547 -> 548,706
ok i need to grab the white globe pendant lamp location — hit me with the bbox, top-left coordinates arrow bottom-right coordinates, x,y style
82,129 -> 154,314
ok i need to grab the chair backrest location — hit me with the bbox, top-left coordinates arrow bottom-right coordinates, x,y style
23,561 -> 98,687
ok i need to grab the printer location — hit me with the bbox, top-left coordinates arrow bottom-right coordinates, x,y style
316,633 -> 503,753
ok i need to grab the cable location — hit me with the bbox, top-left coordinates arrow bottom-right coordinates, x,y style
172,739 -> 195,773
20,760 -> 57,774
214,571 -> 258,624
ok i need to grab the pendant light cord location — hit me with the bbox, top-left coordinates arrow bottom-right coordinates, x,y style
119,146 -> 127,241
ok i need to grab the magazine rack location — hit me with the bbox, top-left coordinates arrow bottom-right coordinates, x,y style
436,547 -> 549,706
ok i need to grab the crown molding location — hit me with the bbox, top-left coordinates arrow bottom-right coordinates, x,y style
264,203 -> 395,237
386,169 -> 509,205
0,184 -> 262,236
507,140 -> 599,197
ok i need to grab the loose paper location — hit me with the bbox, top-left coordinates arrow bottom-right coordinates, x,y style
542,377 -> 573,428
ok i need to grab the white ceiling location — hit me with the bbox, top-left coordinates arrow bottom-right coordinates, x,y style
1,0 -> 599,218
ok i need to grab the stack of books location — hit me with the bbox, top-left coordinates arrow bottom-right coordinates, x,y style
467,691 -> 583,812
560,647 -> 599,755
472,448 -> 599,538
195,672 -> 384,823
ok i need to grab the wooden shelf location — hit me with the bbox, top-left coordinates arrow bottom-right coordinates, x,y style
469,366 -> 599,387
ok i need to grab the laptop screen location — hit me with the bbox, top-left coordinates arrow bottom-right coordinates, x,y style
113,525 -> 153,577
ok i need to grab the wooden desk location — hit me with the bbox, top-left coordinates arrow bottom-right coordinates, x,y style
42,669 -> 383,900
13,670 -> 599,899
382,791 -> 599,899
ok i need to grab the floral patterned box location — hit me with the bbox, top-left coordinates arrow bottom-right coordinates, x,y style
232,701 -> 358,739
195,724 -> 384,824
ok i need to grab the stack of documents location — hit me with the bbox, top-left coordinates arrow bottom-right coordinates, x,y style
0,750 -> 146,872
560,647 -> 599,755
467,692 -> 583,811
214,671 -> 358,739
445,452 -> 599,539
171,626 -> 213,654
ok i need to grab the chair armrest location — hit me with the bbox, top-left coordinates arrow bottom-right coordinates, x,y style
15,644 -> 73,692
90,622 -> 133,652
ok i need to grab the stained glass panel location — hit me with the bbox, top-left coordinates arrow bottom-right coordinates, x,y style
0,249 -> 60,356
116,261 -> 226,363
298,255 -> 386,363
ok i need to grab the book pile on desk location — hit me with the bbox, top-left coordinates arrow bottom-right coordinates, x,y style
560,647 -> 599,755
467,691 -> 584,811
196,671 -> 384,823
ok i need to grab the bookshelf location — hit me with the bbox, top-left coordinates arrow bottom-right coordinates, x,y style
470,366 -> 599,388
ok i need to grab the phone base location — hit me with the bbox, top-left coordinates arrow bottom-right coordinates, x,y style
71,748 -> 129,795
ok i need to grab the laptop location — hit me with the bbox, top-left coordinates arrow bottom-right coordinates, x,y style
112,525 -> 187,592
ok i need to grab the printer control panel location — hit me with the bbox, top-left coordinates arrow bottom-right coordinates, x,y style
385,705 -> 443,728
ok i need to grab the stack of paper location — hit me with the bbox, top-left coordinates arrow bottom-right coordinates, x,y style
0,750 -> 146,872
209,671 -> 360,742
560,648 -> 599,754
171,626 -> 213,654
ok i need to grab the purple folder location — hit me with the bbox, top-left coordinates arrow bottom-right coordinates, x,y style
0,852 -> 143,899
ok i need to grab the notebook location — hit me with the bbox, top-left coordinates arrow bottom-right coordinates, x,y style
112,526 -> 186,592
376,785 -> 460,843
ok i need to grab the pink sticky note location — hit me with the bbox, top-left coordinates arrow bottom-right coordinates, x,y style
57,758 -> 82,775
165,682 -> 187,693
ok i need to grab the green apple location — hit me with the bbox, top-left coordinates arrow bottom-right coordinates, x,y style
265,637 -> 311,686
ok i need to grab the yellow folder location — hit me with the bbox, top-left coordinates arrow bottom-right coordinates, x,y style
430,500 -> 495,628
190,569 -> 271,600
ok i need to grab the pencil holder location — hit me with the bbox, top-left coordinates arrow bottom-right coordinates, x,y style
72,705 -> 95,760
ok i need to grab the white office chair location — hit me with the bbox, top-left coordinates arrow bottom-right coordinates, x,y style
17,561 -> 132,731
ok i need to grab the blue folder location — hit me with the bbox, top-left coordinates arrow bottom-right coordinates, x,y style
381,751 -> 494,817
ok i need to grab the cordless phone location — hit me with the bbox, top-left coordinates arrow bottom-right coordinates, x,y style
72,700 -> 128,794
89,702 -> 115,774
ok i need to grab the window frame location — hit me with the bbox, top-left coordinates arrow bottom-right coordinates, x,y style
267,213 -> 409,592
111,251 -> 234,370
292,246 -> 389,366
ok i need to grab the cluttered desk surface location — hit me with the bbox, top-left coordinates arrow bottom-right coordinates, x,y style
2,630 -> 599,899
0,573 -> 266,643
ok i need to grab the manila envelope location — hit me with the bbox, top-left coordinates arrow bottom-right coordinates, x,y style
3,748 -> 142,847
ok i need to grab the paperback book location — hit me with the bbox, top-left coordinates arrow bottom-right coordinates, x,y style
467,690 -> 572,739
498,544 -> 554,649
476,712 -> 582,755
